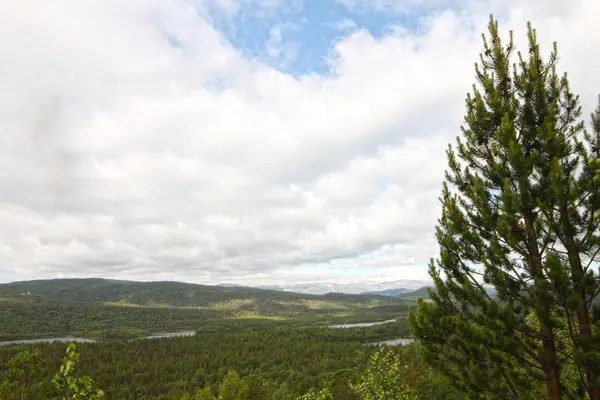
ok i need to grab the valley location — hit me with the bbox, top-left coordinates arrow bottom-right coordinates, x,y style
0,278 -> 414,342
0,278 -> 439,400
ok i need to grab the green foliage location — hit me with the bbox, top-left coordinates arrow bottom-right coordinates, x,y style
0,279 -> 460,399
0,331 -> 464,400
295,345 -> 465,400
588,99 -> 600,184
52,343 -> 104,400
0,348 -> 50,400
297,388 -> 334,400
410,14 -> 600,400
350,349 -> 417,400
515,311 -> 581,397
186,387 -> 216,400
0,344 -> 104,400
0,326 -> 381,399
218,370 -> 249,400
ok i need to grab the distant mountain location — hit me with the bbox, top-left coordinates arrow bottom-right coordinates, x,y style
0,278 -> 403,309
396,286 -> 436,300
396,285 -> 498,300
361,288 -> 412,296
257,279 -> 430,295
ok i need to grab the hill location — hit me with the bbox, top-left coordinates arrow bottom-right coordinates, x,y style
396,286 -> 435,300
0,278 -> 410,340
0,278 -> 401,307
396,285 -> 498,300
256,279 -> 429,295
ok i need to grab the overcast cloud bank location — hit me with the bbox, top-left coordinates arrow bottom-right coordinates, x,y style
0,0 -> 599,285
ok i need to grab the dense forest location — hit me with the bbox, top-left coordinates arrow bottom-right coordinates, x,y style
0,279 -> 434,399
0,279 -> 426,398
0,279 -> 408,340
0,323 -> 463,400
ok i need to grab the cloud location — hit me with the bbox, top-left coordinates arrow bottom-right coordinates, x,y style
333,0 -> 458,14
0,0 -> 599,286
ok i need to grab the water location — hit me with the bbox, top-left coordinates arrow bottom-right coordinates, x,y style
0,337 -> 96,346
0,331 -> 197,346
328,319 -> 396,328
141,331 -> 196,339
369,338 -> 414,346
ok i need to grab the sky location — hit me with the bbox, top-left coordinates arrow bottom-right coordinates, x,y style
0,0 -> 599,287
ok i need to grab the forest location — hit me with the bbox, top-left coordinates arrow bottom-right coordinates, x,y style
0,278 -> 409,341
0,322 -> 464,400
0,279 -> 429,398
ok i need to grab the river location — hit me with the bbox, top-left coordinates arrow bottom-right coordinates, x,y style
328,319 -> 397,328
0,330 -> 197,346
326,319 -> 413,346
1,321 -> 413,347
368,338 -> 414,346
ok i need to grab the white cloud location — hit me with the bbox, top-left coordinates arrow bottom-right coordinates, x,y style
0,0 -> 599,286
333,0 -> 458,14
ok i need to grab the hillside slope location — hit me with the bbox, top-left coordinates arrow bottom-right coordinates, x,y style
0,278 -> 404,308
0,278 -> 409,340
396,285 -> 498,300
396,286 -> 435,300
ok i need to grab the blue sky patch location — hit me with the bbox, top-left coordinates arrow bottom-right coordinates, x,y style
208,0 -> 422,76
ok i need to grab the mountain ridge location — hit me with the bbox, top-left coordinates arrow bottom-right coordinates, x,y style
0,278 -> 405,308
256,279 -> 430,295
361,288 -> 412,296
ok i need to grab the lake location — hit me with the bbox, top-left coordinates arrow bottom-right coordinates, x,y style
328,319 -> 397,328
141,331 -> 196,339
368,338 -> 414,346
0,337 -> 96,346
0,330 -> 197,346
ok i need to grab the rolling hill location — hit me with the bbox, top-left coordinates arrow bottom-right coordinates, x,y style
396,285 -> 499,300
257,279 -> 429,295
396,286 -> 436,300
0,278 -> 403,308
0,278 -> 413,340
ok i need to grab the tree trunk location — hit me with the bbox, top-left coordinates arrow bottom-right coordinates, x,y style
541,332 -> 563,400
524,214 -> 563,399
559,208 -> 600,400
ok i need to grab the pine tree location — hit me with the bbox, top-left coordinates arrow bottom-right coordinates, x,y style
409,15 -> 600,400
218,370 -> 249,400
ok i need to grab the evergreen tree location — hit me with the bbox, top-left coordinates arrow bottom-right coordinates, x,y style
409,15 -> 600,400
181,387 -> 215,400
218,370 -> 249,400
328,369 -> 360,400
